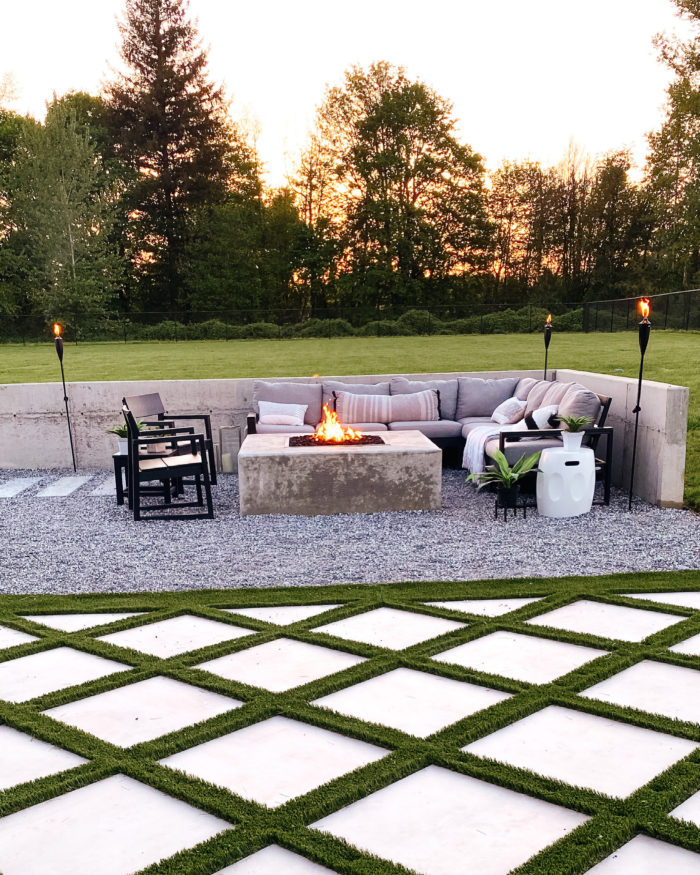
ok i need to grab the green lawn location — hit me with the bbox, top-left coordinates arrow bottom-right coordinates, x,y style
1,573 -> 699,873
1,331 -> 698,508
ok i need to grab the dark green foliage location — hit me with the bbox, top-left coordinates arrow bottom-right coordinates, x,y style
104,0 -> 258,312
0,570 -> 698,872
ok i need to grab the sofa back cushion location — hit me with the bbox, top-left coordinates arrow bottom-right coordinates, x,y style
557,383 -> 603,424
456,377 -> 518,419
323,380 -> 390,412
335,389 -> 439,425
514,377 -> 538,400
391,377 -> 459,421
254,380 -> 322,425
523,380 -> 553,416
541,381 -> 572,407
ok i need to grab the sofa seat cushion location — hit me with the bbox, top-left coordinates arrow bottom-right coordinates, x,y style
323,380 -> 390,411
390,377 -> 459,421
346,422 -> 388,432
485,435 -> 562,466
255,423 -> 314,434
389,420 -> 462,438
254,380 -> 322,426
460,418 -> 495,438
456,377 -> 518,419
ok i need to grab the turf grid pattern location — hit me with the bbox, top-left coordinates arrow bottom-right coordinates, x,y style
0,571 -> 698,873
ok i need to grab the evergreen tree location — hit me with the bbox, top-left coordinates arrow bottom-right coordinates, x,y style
105,0 -> 256,311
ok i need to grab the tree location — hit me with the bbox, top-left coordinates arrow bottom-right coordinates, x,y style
645,0 -> 700,289
105,0 -> 257,311
5,101 -> 121,320
300,62 -> 491,311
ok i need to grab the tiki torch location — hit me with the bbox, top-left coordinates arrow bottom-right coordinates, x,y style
53,323 -> 77,472
628,298 -> 651,511
543,314 -> 552,380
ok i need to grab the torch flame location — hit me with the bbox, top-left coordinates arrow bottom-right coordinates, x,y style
546,314 -> 552,325
639,298 -> 650,320
314,405 -> 363,443
53,323 -> 62,337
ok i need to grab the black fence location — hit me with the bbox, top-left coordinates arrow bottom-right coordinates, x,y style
0,301 -> 581,344
1,290 -> 697,344
582,289 -> 700,333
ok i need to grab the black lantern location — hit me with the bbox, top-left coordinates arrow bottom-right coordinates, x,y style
53,323 -> 77,472
543,314 -> 552,380
628,298 -> 651,511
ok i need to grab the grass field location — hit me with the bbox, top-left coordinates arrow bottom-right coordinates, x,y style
1,331 -> 698,508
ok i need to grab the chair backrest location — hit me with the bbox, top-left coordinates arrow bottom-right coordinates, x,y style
123,393 -> 165,420
596,395 -> 611,429
121,402 -> 141,440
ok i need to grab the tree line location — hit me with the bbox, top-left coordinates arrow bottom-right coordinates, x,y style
0,0 -> 698,327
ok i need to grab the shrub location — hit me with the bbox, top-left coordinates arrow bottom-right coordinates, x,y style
356,319 -> 404,336
239,322 -> 281,339
395,309 -> 442,335
296,318 -> 356,338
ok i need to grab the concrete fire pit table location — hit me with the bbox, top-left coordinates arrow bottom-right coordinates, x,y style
238,431 -> 442,516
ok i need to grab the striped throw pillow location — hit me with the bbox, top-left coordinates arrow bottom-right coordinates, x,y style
334,390 -> 439,424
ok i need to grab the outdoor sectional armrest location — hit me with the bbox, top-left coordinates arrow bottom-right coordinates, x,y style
498,428 -> 563,450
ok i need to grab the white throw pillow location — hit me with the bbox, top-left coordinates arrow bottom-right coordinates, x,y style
527,404 -> 559,429
491,397 -> 526,425
258,400 -> 307,426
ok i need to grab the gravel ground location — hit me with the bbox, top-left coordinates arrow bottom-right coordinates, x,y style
0,468 -> 699,594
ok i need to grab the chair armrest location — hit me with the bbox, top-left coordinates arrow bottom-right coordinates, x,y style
159,412 -> 212,439
499,429 -> 563,451
246,413 -> 257,435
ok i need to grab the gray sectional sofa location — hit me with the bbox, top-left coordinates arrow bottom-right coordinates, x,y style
246,375 -> 611,467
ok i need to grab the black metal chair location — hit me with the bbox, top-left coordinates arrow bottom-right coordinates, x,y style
123,393 -> 217,485
122,405 -> 214,521
498,395 -> 614,505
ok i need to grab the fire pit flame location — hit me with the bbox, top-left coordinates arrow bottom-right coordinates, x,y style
314,405 -> 364,443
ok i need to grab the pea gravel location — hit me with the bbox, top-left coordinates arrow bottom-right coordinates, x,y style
0,468 -> 698,594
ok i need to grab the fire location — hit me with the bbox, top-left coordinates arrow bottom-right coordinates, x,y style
546,314 -> 552,325
639,298 -> 651,320
53,323 -> 62,337
314,405 -> 364,443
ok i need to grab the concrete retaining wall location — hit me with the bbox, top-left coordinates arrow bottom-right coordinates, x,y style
0,369 -> 688,506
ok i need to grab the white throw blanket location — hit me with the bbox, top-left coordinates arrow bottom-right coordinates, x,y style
462,423 -> 522,475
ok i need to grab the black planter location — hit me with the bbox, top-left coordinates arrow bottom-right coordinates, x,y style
497,484 -> 520,508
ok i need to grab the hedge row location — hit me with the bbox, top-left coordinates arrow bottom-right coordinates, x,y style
92,307 -> 584,341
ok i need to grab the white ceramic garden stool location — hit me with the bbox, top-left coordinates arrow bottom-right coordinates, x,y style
536,446 -> 596,518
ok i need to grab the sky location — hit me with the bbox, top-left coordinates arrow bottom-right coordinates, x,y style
2,0 -> 692,186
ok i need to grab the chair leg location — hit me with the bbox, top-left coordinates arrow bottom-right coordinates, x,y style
133,477 -> 141,521
195,474 -> 203,506
164,478 -> 172,504
202,463 -> 214,518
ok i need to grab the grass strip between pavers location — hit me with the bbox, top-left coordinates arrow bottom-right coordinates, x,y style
0,569 -> 699,874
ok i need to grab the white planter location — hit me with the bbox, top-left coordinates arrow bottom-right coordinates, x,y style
116,437 -> 129,455
561,431 -> 584,451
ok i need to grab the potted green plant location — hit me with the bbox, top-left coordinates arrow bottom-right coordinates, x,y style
557,415 -> 593,451
106,421 -> 142,455
467,449 -> 542,508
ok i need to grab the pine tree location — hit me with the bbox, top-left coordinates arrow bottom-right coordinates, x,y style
105,0 -> 254,310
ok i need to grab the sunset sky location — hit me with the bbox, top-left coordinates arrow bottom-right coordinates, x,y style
3,0 -> 691,185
